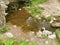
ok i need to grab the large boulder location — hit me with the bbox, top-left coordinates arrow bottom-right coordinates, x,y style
0,0 -> 9,28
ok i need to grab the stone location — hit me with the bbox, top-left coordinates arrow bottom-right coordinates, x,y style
48,32 -> 56,39
51,22 -> 60,27
37,30 -> 43,37
18,8 -> 22,10
5,32 -> 13,38
0,1 -> 8,28
45,41 -> 48,44
13,25 -> 17,28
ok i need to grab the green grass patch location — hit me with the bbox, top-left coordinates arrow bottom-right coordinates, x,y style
0,38 -> 37,45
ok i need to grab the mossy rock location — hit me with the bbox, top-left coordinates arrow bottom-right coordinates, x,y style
0,26 -> 9,33
51,22 -> 60,27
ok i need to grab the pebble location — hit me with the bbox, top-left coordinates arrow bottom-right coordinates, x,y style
13,25 -> 17,28
45,41 -> 48,44
19,8 -> 22,10
5,32 -> 13,38
48,32 -> 56,39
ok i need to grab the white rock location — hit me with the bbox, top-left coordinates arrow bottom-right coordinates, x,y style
29,11 -> 31,13
26,39 -> 29,42
45,15 -> 51,18
29,31 -> 35,34
45,41 -> 48,44
0,1 -> 8,8
53,17 -> 56,20
37,30 -> 43,37
35,15 -> 39,18
49,20 -> 54,24
13,25 -> 17,28
43,30 -> 52,36
48,32 -> 56,39
42,27 -> 52,35
5,32 -> 13,38
4,13 -> 8,16
18,8 -> 22,10
56,6 -> 60,10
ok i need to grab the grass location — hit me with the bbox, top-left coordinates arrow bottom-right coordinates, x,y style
25,0 -> 46,17
55,38 -> 60,45
31,0 -> 47,6
25,6 -> 44,16
0,38 -> 37,45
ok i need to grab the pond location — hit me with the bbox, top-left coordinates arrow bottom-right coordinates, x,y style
6,4 -> 60,34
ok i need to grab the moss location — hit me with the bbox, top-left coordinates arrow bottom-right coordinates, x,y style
0,26 -> 9,33
55,29 -> 60,34
55,29 -> 60,42
55,38 -> 60,45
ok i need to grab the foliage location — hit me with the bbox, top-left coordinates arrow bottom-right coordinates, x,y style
0,38 -> 37,45
25,0 -> 46,16
55,29 -> 60,34
26,6 -> 44,16
0,26 -> 9,33
31,0 -> 47,6
45,16 -> 53,21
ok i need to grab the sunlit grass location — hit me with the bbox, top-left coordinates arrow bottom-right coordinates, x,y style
0,38 -> 37,45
